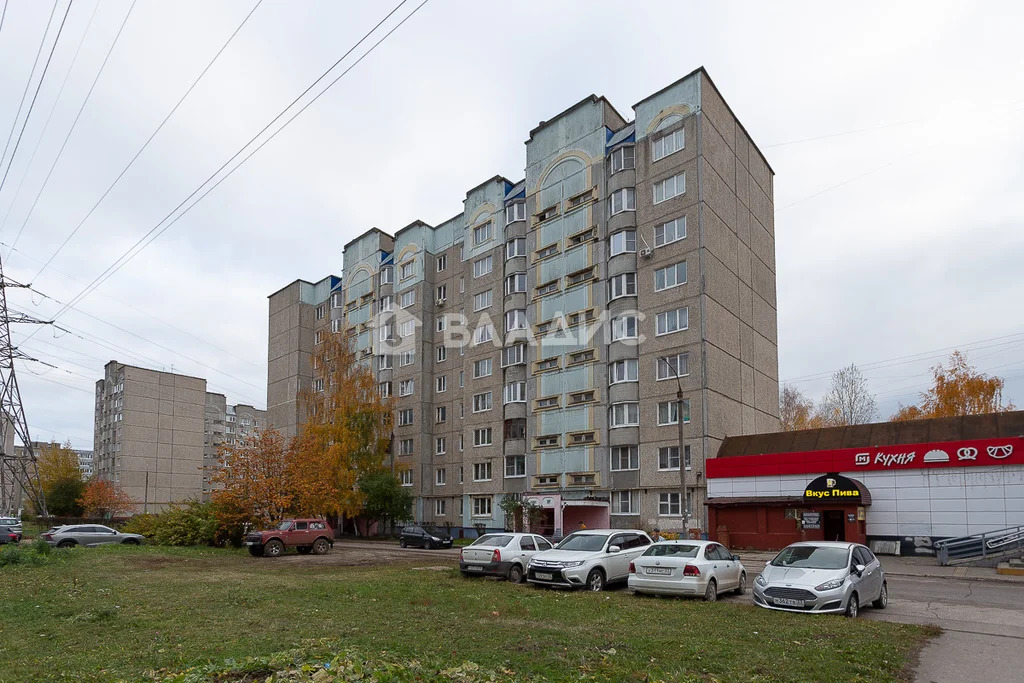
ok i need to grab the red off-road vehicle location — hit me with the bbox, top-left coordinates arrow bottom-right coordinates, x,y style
245,518 -> 334,557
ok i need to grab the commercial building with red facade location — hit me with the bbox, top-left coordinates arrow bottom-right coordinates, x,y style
706,411 -> 1024,555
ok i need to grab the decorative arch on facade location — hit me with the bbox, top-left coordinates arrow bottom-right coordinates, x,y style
533,152 -> 592,195
394,243 -> 420,265
467,202 -> 497,228
644,104 -> 693,137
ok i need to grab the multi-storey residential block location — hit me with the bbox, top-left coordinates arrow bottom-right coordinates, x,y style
202,393 -> 265,499
267,68 -> 779,535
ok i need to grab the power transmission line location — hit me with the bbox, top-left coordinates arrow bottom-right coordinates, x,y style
0,0 -> 74,197
0,1 -> 8,41
36,0 -> 427,326
29,0 -> 263,279
5,0 -> 136,256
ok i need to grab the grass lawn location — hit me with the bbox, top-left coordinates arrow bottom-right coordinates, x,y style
0,545 -> 935,682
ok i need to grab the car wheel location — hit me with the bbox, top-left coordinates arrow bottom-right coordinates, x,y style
399,538 -> 407,548
57,540 -> 76,549
297,546 -> 312,555
507,564 -> 524,584
734,572 -> 747,595
872,582 -> 888,610
248,545 -> 264,557
845,592 -> 859,618
425,540 -> 435,550
264,540 -> 284,557
703,579 -> 718,602
586,568 -> 606,592
122,538 -> 140,546
312,538 -> 330,555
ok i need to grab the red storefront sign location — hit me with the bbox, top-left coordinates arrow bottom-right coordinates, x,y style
706,436 -> 1024,479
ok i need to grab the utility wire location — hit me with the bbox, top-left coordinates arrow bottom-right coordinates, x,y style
0,0 -> 74,197
0,1 -> 8,40
38,0 -> 427,327
6,0 -> 136,256
29,0 -> 263,279
0,0 -> 100,235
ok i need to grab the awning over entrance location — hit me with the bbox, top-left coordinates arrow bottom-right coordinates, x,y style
562,500 -> 609,508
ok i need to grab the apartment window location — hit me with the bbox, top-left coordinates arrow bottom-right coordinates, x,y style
568,227 -> 595,245
458,436 -> 464,452
653,173 -> 686,204
332,293 -> 343,308
657,399 -> 691,425
400,290 -> 415,308
505,273 -> 527,295
659,445 -> 691,470
570,432 -> 596,445
657,352 -> 690,380
473,358 -> 492,378
503,382 -> 526,404
505,309 -> 527,332
314,378 -> 324,392
504,418 -> 526,440
654,262 -> 687,291
609,358 -> 638,384
502,344 -> 525,366
506,202 -> 526,223
659,492 -> 682,516
473,324 -> 494,345
609,272 -> 637,299
378,354 -> 392,370
569,390 -> 596,405
380,266 -> 393,285
568,349 -> 596,364
436,376 -> 447,393
472,222 -> 494,246
436,345 -> 447,363
314,330 -> 323,345
315,304 -> 326,321
398,439 -> 414,456
611,490 -> 637,515
435,406 -> 447,423
506,237 -> 526,259
399,350 -> 415,366
434,499 -> 446,516
399,261 -> 415,280
566,267 -> 594,287
472,392 -> 493,413
473,255 -> 493,278
610,402 -> 640,428
535,205 -> 558,222
473,462 -> 492,481
610,145 -> 635,173
331,319 -> 342,333
611,315 -> 638,341
505,455 -> 526,478
472,496 -> 492,517
609,187 -> 635,215
473,290 -> 492,311
399,320 -> 415,338
656,307 -> 689,336
610,230 -> 636,256
436,315 -> 446,333
436,284 -> 447,302
610,446 -> 639,471
536,243 -> 559,260
378,295 -> 393,313
654,216 -> 686,247
652,128 -> 685,161
473,427 -> 492,447
536,280 -> 559,297
536,357 -> 559,372
378,381 -> 391,398
399,379 -> 415,396
459,276 -> 465,293
459,370 -> 464,387
436,254 -> 447,272
536,434 -> 559,448
436,466 -> 446,484
399,468 -> 413,486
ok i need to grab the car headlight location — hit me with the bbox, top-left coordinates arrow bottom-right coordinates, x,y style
561,561 -> 585,568
814,578 -> 845,591
755,574 -> 768,587
431,536 -> 440,541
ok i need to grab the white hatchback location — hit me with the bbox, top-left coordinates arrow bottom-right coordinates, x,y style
628,540 -> 747,601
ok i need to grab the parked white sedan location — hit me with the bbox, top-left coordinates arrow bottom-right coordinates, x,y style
628,540 -> 747,601
459,533 -> 553,583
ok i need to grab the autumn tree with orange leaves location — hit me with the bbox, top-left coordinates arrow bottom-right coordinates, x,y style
78,479 -> 137,518
892,351 -> 1015,421
290,330 -> 394,520
209,427 -> 294,531
779,385 -> 826,431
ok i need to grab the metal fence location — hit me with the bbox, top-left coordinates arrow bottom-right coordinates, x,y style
935,524 -> 1024,565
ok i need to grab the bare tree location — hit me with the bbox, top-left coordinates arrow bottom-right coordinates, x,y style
818,364 -> 877,426
779,384 -> 823,431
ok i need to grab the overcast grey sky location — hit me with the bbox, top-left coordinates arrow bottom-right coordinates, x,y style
1,0 -> 1022,449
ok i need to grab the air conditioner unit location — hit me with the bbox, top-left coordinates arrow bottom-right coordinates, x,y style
640,247 -> 653,258
362,348 -> 373,357
436,298 -> 446,307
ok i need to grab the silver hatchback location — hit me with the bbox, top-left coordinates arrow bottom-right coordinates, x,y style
42,524 -> 144,548
752,541 -> 887,617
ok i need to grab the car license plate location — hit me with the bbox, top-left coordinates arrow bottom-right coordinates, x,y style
467,565 -> 483,571
645,567 -> 672,575
245,541 -> 257,546
773,597 -> 805,607
535,572 -> 553,580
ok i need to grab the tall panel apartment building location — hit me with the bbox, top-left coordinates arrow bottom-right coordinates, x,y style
267,68 -> 779,534
202,393 -> 266,500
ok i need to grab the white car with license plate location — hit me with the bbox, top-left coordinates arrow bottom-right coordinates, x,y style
527,529 -> 653,591
752,541 -> 888,617
460,533 -> 553,583
628,540 -> 746,600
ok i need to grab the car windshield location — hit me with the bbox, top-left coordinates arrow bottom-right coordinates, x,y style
643,544 -> 700,558
555,533 -> 609,552
277,521 -> 292,530
0,518 -> 17,525
422,527 -> 445,536
771,545 -> 850,570
472,534 -> 513,547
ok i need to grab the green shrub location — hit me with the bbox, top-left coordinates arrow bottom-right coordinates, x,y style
0,545 -> 23,566
30,537 -> 51,555
0,543 -> 63,567
123,501 -> 220,547
121,513 -> 159,538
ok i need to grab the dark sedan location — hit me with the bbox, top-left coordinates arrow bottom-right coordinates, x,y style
398,525 -> 453,549
0,525 -> 19,546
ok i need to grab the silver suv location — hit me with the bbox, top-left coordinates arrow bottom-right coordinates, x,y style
42,524 -> 143,548
527,529 -> 653,591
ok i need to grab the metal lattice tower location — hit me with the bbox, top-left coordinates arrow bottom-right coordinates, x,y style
0,252 -> 51,518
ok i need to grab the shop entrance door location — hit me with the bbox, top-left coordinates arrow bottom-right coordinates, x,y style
823,510 -> 845,542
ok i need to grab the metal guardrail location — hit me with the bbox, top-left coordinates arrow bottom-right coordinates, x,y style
935,524 -> 1024,565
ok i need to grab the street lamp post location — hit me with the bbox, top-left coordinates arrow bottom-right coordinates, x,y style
659,356 -> 687,529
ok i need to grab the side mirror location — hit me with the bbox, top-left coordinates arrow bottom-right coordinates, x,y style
608,545 -> 621,553
732,554 -> 740,561
853,563 -> 866,577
